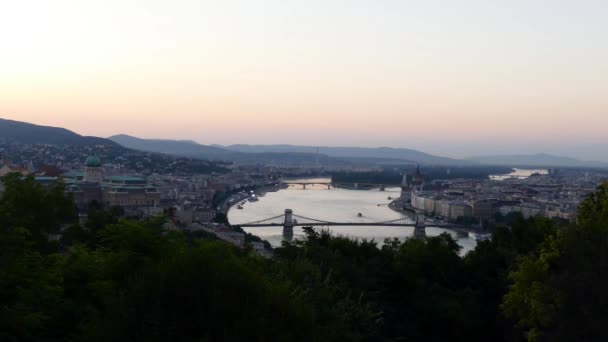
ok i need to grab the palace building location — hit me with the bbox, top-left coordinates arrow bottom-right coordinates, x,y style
61,155 -> 161,214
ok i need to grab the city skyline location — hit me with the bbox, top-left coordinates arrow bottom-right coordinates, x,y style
1,0 -> 607,158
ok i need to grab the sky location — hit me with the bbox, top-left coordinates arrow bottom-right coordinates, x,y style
1,0 -> 607,159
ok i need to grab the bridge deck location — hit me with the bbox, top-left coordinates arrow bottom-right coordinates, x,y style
236,222 -> 469,231
280,181 -> 398,186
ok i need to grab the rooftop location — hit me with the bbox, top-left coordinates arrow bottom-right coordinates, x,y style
105,175 -> 147,183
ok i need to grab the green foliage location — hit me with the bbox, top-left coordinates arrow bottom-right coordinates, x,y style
502,234 -> 563,342
273,228 -> 385,340
0,177 -> 346,341
0,174 -> 75,340
276,229 -> 491,341
463,217 -> 558,341
503,182 -> 608,342
91,242 -> 320,341
578,182 -> 608,228
3,174 -> 608,341
379,234 -> 481,341
0,173 -> 76,251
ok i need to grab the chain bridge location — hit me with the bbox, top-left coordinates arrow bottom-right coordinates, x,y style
232,209 -> 470,239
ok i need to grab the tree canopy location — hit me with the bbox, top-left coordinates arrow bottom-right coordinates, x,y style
1,172 -> 608,341
503,182 -> 608,342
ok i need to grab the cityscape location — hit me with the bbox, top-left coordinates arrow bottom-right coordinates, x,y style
4,124 -> 606,253
2,116 -> 607,341
1,1 -> 608,341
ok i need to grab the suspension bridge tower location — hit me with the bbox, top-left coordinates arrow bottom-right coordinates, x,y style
283,209 -> 294,240
413,212 -> 426,239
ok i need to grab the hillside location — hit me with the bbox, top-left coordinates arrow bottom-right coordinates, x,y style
223,144 -> 465,165
467,153 -> 608,168
109,134 -> 350,166
110,135 -> 470,166
110,134 -> 472,166
109,134 -> 236,160
0,118 -> 116,146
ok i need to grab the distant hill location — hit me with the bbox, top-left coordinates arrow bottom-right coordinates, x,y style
223,144 -> 466,165
109,136 -> 468,166
109,135 -> 346,166
109,134 -> 236,160
0,118 -> 116,146
467,153 -> 608,168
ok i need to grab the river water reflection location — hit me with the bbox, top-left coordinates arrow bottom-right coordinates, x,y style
228,178 -> 477,254
490,168 -> 548,181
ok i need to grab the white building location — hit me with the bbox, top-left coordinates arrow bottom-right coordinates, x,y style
447,201 -> 473,220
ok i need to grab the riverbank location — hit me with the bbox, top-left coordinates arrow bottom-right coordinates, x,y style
210,184 -> 282,254
388,198 -> 488,237
388,198 -> 417,216
218,184 -> 283,216
229,184 -> 477,252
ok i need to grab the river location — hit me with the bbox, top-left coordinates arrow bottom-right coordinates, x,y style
228,178 -> 478,254
490,168 -> 549,181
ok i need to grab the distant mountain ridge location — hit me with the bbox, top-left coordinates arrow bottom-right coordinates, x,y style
222,144 -> 465,165
109,136 -> 470,165
109,134 -> 236,159
109,134 -> 344,165
5,118 -> 603,168
0,118 -> 116,146
467,153 -> 608,168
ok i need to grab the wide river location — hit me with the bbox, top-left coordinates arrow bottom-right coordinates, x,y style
490,168 -> 548,181
228,178 -> 478,254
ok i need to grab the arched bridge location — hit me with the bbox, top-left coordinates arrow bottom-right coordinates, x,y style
280,179 -> 395,191
231,209 -> 470,239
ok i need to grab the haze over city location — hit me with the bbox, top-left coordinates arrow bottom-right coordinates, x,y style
1,0 -> 607,160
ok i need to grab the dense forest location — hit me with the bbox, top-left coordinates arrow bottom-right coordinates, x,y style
1,173 -> 608,341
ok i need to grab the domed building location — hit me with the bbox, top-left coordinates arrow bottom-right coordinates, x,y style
85,155 -> 101,167
62,155 -> 161,216
84,155 -> 104,183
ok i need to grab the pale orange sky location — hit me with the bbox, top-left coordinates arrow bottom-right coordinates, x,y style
1,0 -> 607,157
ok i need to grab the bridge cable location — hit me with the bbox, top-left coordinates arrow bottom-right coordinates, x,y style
239,214 -> 286,226
291,214 -> 335,224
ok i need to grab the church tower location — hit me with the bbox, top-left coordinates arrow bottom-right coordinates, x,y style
401,173 -> 412,202
84,155 -> 103,183
412,164 -> 424,190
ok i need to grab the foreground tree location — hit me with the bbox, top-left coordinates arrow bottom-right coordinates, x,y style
0,173 -> 76,252
464,215 -> 558,340
0,174 -> 75,340
503,182 -> 608,342
4,172 -> 608,341
276,228 -> 499,341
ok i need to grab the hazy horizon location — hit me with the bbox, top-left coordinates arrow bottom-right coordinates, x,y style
1,1 -> 607,160
5,116 -> 608,162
